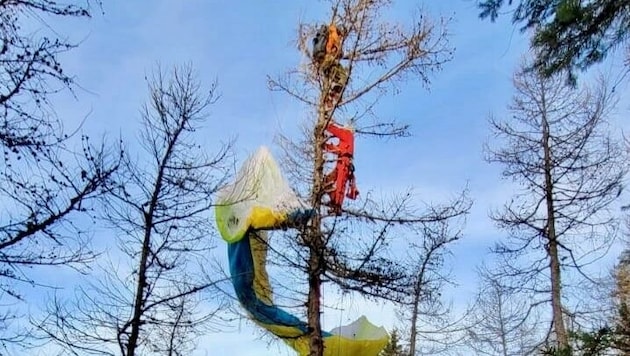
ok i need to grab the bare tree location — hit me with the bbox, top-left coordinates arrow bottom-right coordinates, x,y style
484,58 -> 628,354
465,266 -> 542,356
395,206 -> 468,355
0,0 -> 119,348
266,1 -> 470,355
33,65 -> 232,356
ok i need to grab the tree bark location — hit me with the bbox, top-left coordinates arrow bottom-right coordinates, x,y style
497,289 -> 508,356
307,244 -> 324,356
126,211 -> 153,356
306,104 -> 329,356
409,284 -> 420,356
541,97 -> 569,351
127,117 -> 181,356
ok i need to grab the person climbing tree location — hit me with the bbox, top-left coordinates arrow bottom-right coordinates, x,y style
312,23 -> 349,113
312,25 -> 329,65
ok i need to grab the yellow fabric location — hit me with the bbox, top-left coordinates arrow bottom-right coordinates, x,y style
249,232 -> 273,305
243,326 -> 387,356
252,320 -> 306,339
248,206 -> 288,230
322,334 -> 389,356
290,334 -> 388,356
249,320 -> 388,356
215,205 -> 289,243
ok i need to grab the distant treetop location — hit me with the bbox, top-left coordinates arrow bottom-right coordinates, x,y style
477,0 -> 630,82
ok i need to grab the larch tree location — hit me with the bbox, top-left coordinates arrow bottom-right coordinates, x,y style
34,65 -> 232,356
268,1 -> 470,355
398,210 -> 468,355
477,0 -> 630,82
484,58 -> 627,354
0,0 -> 119,348
465,266 -> 541,356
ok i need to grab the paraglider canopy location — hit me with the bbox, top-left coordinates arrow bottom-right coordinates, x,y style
215,146 -> 313,243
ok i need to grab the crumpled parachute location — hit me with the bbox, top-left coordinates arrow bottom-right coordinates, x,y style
215,146 -> 389,356
215,145 -> 313,243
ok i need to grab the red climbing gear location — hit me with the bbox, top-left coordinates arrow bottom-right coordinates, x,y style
323,121 -> 359,215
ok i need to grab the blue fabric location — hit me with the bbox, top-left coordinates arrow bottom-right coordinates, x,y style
228,232 -> 310,333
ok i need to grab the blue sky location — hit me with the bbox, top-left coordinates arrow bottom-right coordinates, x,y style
19,0 -> 630,355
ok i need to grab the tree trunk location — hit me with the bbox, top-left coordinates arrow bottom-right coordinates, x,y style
306,104 -> 329,356
127,129 -> 176,355
542,104 -> 569,351
497,290 -> 509,356
548,237 -> 568,350
127,211 -> 153,356
409,284 -> 420,356
307,244 -> 324,356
